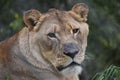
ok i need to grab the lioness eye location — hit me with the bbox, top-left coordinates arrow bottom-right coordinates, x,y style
72,28 -> 79,34
47,33 -> 56,38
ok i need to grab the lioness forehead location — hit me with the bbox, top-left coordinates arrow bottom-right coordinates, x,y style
47,9 -> 79,25
41,9 -> 88,32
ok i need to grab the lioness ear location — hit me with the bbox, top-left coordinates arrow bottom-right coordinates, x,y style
69,3 -> 89,22
23,9 -> 41,30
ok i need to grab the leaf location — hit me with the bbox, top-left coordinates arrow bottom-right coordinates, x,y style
92,65 -> 120,80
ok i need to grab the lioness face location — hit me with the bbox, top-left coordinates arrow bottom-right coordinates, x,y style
23,3 -> 89,77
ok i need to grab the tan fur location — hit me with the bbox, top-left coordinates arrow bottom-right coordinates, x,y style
0,3 -> 89,80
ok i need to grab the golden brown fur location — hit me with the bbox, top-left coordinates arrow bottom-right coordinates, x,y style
0,3 -> 89,80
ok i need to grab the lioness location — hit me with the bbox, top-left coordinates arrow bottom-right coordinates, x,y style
0,3 -> 89,80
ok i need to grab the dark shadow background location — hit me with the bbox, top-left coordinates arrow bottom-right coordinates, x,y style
0,0 -> 120,79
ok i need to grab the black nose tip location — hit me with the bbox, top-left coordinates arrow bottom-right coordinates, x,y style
63,43 -> 79,58
63,51 -> 79,59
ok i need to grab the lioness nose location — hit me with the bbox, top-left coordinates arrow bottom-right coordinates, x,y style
63,43 -> 79,58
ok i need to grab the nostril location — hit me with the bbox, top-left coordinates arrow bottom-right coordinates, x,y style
63,50 -> 79,59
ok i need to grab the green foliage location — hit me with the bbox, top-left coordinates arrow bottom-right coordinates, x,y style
92,65 -> 120,80
5,75 -> 11,80
9,12 -> 23,31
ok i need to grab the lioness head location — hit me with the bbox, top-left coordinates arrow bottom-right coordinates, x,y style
23,3 -> 89,79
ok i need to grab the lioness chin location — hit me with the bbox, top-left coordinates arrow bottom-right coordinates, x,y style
0,3 -> 89,80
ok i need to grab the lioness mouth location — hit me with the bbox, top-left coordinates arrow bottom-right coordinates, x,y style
57,62 -> 81,71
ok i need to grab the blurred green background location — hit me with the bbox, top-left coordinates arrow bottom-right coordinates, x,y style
0,0 -> 120,79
